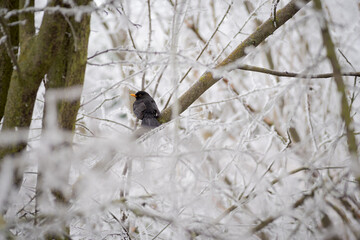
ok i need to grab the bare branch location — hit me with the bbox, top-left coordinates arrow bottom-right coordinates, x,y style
236,65 -> 360,79
313,0 -> 359,172
159,0 -> 311,123
163,1 -> 233,109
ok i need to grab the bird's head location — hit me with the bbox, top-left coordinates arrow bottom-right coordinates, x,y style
130,91 -> 150,99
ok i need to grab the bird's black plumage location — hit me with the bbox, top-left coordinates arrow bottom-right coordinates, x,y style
131,91 -> 160,127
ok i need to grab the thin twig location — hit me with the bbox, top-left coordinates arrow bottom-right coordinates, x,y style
117,4 -> 142,60
62,13 -> 78,51
236,64 -> 360,78
152,64 -> 168,96
251,184 -> 319,234
82,114 -> 133,131
305,93 -> 318,151
159,0 -> 313,123
215,0 -> 268,62
163,1 -> 233,110
141,0 -> 153,90
0,16 -> 22,80
88,47 -> 169,60
271,0 -> 281,27
146,0 -> 152,51
185,19 -> 206,44
338,49 -> 358,112
80,68 -> 148,107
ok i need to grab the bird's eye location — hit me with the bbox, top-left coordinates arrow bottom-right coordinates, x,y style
139,94 -> 142,97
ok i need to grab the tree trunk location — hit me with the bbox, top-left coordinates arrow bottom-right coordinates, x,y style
39,0 -> 91,204
0,0 -> 68,159
34,2 -> 91,238
0,0 -> 19,120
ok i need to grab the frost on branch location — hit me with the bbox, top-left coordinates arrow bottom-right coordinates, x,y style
1,0 -> 360,239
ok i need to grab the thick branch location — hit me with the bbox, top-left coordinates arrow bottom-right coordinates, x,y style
159,0 -> 311,123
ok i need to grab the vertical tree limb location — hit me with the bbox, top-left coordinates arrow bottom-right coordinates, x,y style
36,1 -> 91,238
313,0 -> 359,175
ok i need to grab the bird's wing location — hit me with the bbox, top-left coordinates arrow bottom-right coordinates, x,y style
133,101 -> 146,119
141,117 -> 160,127
151,99 -> 161,118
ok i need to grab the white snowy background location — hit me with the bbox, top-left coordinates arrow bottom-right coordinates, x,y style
2,0 -> 360,239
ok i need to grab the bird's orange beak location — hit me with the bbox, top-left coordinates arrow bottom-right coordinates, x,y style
130,93 -> 136,97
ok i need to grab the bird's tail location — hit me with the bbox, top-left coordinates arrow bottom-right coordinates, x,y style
141,116 -> 160,127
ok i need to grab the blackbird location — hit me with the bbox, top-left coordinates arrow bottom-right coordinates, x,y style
130,91 -> 160,127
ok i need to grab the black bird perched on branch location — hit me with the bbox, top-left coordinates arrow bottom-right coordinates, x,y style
130,91 -> 160,128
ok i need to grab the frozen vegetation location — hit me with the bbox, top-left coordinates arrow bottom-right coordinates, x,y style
1,0 -> 360,239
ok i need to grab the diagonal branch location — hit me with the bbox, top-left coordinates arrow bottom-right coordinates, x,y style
163,1 -> 233,110
313,0 -> 359,177
159,0 -> 311,123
